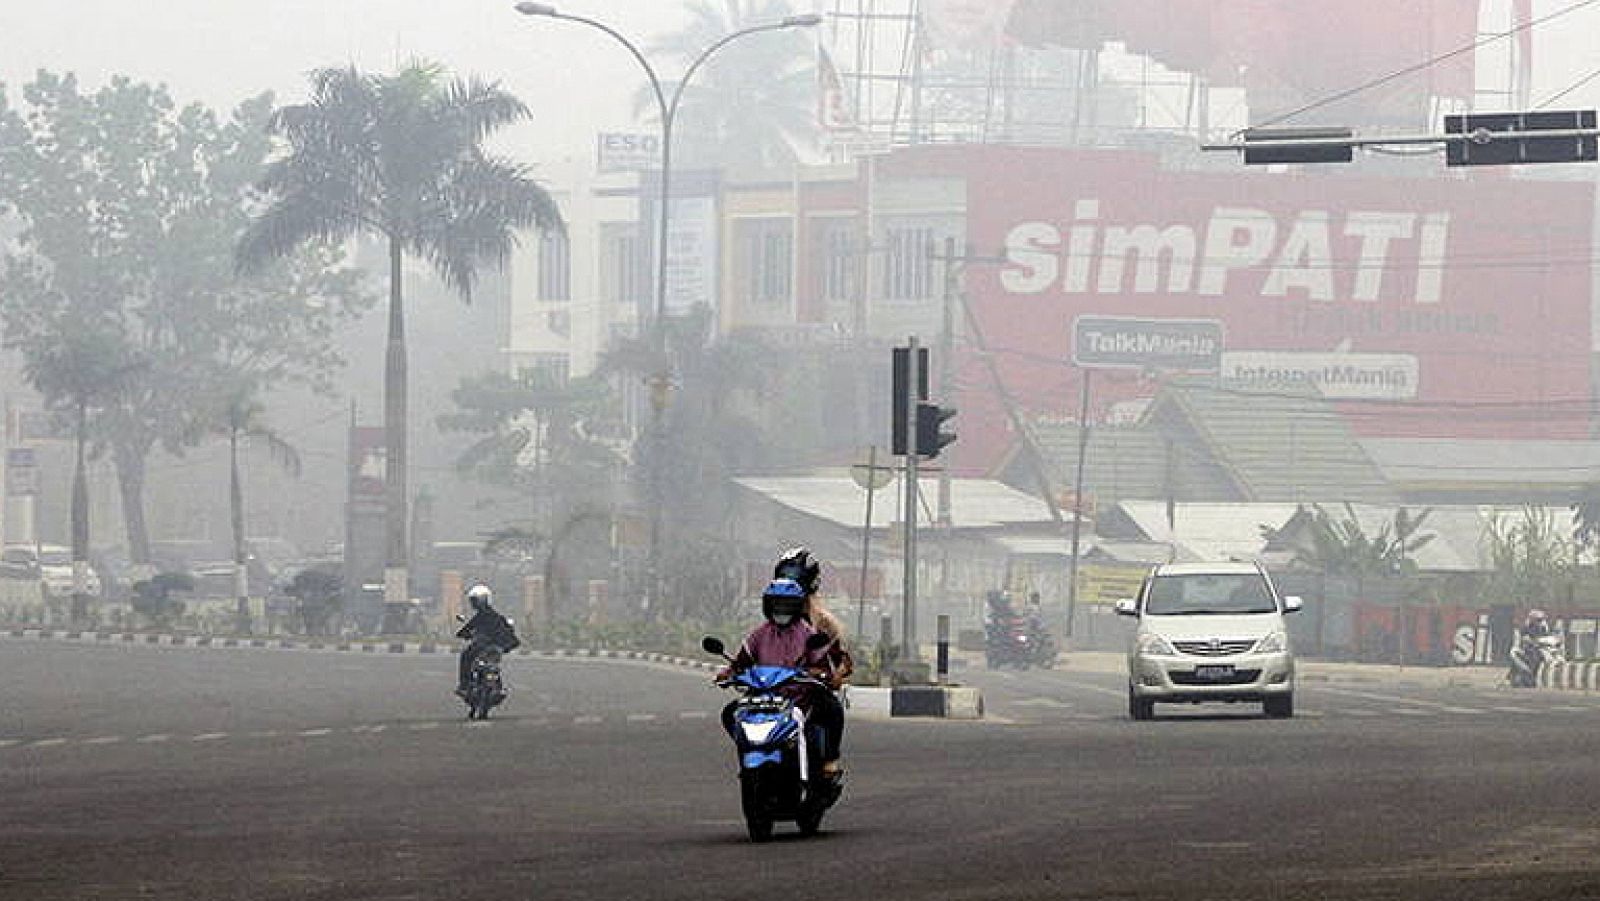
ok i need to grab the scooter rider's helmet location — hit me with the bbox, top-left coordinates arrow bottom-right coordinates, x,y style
1527,608 -> 1548,626
774,547 -> 821,596
761,578 -> 808,627
467,583 -> 494,613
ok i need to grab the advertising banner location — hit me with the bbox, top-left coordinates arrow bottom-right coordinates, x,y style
955,145 -> 1595,470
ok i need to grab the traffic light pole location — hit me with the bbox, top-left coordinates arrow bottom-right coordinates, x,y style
901,335 -> 920,663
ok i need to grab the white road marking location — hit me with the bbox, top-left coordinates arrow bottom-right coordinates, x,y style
82,736 -> 123,745
1016,697 -> 1074,708
30,738 -> 67,748
1315,686 -> 1481,713
573,715 -> 603,725
1391,708 -> 1434,717
626,714 -> 657,722
0,739 -> 21,748
299,728 -> 332,737
678,711 -> 710,720
249,730 -> 281,738
192,733 -> 227,742
409,722 -> 440,731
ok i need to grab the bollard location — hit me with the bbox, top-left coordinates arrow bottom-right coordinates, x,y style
936,614 -> 950,684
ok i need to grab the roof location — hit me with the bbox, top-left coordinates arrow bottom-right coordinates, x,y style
1362,439 -> 1600,487
1111,501 -> 1304,563
1149,380 -> 1398,504
733,476 -> 1061,530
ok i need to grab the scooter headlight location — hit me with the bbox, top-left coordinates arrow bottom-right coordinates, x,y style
740,720 -> 779,744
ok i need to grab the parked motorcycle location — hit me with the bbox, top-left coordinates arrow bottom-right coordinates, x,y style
1507,632 -> 1565,688
702,634 -> 841,842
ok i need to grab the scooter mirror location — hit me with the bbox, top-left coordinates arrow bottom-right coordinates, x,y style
701,636 -> 726,656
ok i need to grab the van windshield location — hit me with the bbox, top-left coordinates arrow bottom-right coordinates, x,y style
1145,573 -> 1278,616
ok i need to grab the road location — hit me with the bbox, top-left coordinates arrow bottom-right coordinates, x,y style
4,637 -> 1600,900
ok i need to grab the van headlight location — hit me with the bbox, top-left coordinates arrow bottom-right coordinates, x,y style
1136,633 -> 1176,656
1255,631 -> 1288,654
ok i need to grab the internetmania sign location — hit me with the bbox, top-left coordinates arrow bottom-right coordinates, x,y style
1072,316 -> 1223,371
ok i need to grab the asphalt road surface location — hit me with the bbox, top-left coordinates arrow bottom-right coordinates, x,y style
4,637 -> 1600,900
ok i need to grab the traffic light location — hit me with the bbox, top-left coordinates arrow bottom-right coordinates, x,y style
915,402 -> 957,458
891,346 -> 928,455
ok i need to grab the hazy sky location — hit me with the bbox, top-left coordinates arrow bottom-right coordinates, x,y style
0,0 -> 693,168
2,1 -> 1599,162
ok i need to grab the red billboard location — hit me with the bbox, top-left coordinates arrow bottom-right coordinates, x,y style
952,145 -> 1595,472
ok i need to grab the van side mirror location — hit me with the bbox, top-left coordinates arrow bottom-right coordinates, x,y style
1114,598 -> 1138,617
1283,596 -> 1303,614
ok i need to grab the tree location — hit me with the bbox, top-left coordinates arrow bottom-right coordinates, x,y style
237,63 -> 562,614
11,323 -> 144,623
0,72 -> 365,573
641,0 -> 820,170
1267,503 -> 1435,582
1483,506 -> 1576,610
211,381 -> 303,633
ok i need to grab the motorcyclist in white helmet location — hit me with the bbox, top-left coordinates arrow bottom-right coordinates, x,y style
455,584 -> 520,696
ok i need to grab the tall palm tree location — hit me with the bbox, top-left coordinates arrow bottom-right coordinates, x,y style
642,0 -> 820,170
237,63 -> 561,613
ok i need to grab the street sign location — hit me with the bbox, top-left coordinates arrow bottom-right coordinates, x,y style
1445,110 -> 1598,166
850,458 -> 895,490
1071,315 -> 1224,371
1075,564 -> 1148,605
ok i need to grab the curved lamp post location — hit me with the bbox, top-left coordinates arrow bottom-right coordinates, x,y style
514,3 -> 820,610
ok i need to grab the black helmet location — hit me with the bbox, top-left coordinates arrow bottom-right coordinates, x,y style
761,578 -> 807,627
774,547 -> 821,596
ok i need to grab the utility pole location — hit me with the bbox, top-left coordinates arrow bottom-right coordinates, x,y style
900,335 -> 921,662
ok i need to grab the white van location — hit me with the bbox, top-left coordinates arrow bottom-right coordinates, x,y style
1115,561 -> 1300,720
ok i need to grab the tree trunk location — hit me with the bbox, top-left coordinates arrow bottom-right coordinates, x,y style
113,438 -> 153,572
384,235 -> 410,615
231,425 -> 250,634
70,400 -> 90,625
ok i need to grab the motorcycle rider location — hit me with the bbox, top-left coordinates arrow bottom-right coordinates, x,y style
719,578 -> 845,780
456,584 -> 520,696
1508,608 -> 1554,687
774,547 -> 855,687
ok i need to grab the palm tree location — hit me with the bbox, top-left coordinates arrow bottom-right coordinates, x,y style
15,324 -> 145,624
215,385 -> 302,634
642,0 -> 820,170
237,63 -> 561,614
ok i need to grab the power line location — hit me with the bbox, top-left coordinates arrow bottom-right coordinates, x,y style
1536,64 -> 1600,110
1239,0 -> 1600,135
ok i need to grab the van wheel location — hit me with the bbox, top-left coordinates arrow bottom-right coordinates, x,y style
1128,686 -> 1154,721
1264,694 -> 1294,718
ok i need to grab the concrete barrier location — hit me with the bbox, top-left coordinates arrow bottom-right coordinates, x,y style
1539,659 -> 1600,690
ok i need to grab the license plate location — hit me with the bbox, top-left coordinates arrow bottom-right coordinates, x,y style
1194,664 -> 1235,681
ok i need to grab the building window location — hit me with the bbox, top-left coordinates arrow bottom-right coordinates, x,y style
883,224 -> 938,301
600,222 -> 645,307
810,217 -> 858,304
537,229 -> 570,302
734,217 -> 793,308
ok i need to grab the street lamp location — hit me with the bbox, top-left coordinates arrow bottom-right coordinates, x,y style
514,3 -> 820,610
